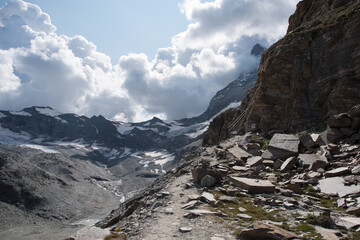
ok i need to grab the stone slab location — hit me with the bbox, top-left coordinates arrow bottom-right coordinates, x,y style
318,177 -> 360,197
229,176 -> 275,194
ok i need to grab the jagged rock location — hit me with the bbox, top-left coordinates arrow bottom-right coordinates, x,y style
328,113 -> 352,127
201,175 -> 216,188
273,159 -> 283,170
298,154 -> 328,169
229,177 -> 275,194
327,127 -> 343,144
200,192 -> 216,204
246,156 -> 263,167
337,198 -> 346,208
324,167 -> 350,178
309,158 -> 328,172
347,206 -> 360,215
181,200 -> 199,210
188,195 -> 200,201
280,156 -> 297,172
262,134 -> 299,160
352,165 -> 360,175
238,221 -> 298,240
299,132 -> 317,149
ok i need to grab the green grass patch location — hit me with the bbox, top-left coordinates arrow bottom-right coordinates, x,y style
296,223 -> 316,233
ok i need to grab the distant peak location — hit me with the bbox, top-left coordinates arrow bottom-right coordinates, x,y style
251,43 -> 266,57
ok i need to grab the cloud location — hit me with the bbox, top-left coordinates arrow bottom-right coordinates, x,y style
0,0 -> 299,122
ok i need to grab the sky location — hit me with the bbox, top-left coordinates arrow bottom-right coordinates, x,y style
0,0 -> 300,122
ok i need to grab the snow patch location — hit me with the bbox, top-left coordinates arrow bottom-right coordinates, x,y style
20,144 -> 59,154
186,125 -> 209,138
10,111 -> 31,116
0,112 -> 5,118
36,107 -> 62,117
0,126 -> 31,145
115,122 -> 134,135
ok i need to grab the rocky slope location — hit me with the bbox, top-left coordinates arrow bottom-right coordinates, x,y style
87,106 -> 360,240
204,0 -> 360,145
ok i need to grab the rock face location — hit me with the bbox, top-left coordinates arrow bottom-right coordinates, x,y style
204,0 -> 360,145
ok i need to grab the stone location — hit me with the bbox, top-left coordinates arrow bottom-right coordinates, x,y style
165,208 -> 174,215
188,195 -> 200,201
229,176 -> 275,194
237,213 -> 252,219
184,209 -> 217,218
309,158 -> 328,171
286,183 -> 304,194
337,198 -> 346,208
336,217 -> 360,230
308,171 -> 321,179
267,174 -> 278,184
327,127 -> 343,144
191,168 -> 222,184
238,221 -> 298,240
273,159 -> 283,170
324,167 -> 350,178
238,207 -> 246,212
67,226 -> 111,240
233,166 -> 248,171
262,134 -> 299,160
349,105 -> 360,118
247,156 -> 263,167
280,156 -> 297,172
318,177 -> 360,198
227,146 -> 251,161
347,206 -> 360,215
352,165 -> 360,175
328,113 -> 352,127
181,200 -> 199,210
298,154 -> 328,168
219,196 -> 236,203
179,227 -> 192,233
315,226 -> 342,240
340,127 -> 356,137
299,132 -> 317,149
200,192 -> 216,204
201,175 -> 216,188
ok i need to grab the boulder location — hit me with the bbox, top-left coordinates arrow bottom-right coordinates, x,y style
328,113 -> 352,127
200,192 -> 216,204
327,127 -> 343,143
191,168 -> 223,184
299,132 -> 317,149
298,154 -> 328,169
280,156 -> 297,172
238,221 -> 298,240
201,175 -> 216,188
352,165 -> 360,175
227,146 -> 251,160
262,134 -> 299,160
247,156 -> 263,167
229,176 -> 275,194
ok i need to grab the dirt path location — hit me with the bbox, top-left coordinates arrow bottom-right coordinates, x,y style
132,172 -> 235,240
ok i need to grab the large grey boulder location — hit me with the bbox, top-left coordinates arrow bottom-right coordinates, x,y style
238,221 -> 298,240
229,177 -> 275,194
262,134 -> 299,160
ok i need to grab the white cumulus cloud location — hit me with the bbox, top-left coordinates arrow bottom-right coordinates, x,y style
0,0 -> 299,122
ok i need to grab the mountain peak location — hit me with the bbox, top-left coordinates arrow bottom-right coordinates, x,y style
251,43 -> 266,57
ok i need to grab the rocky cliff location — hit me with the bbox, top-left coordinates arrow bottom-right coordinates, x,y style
204,0 -> 360,145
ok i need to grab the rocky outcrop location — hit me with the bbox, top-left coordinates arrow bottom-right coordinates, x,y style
204,0 -> 360,145
327,104 -> 360,143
